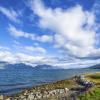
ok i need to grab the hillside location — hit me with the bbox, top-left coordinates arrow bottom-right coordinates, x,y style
89,64 -> 100,69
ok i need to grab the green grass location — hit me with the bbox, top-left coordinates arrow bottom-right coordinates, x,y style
78,72 -> 100,100
85,72 -> 100,85
78,87 -> 100,100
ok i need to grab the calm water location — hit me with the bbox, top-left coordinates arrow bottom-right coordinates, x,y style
0,68 -> 99,95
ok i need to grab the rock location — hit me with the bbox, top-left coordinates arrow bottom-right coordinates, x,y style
28,93 -> 35,100
36,92 -> 42,99
65,88 -> 69,93
59,89 -> 65,94
23,90 -> 28,96
4,87 -> 70,100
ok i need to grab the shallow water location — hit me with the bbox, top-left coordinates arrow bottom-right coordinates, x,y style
0,68 -> 99,95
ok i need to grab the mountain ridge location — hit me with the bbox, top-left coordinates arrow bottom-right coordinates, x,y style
0,61 -> 59,70
89,64 -> 100,69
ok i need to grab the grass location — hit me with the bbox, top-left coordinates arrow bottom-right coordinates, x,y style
10,77 -> 78,98
78,72 -> 100,100
85,72 -> 100,85
25,78 -> 78,92
78,87 -> 100,100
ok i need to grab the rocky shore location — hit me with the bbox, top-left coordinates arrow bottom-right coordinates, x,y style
0,75 -> 94,100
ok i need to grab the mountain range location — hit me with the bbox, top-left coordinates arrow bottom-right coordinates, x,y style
0,61 -> 58,70
0,61 -> 100,70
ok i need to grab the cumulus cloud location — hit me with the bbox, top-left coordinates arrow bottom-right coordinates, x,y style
0,51 -> 16,63
0,50 -> 44,64
0,48 -> 100,69
1,0 -> 100,69
0,44 -> 47,65
37,35 -> 53,43
16,53 -> 44,63
29,0 -> 100,58
23,46 -> 46,54
8,24 -> 53,43
0,48 -> 57,67
0,6 -> 21,23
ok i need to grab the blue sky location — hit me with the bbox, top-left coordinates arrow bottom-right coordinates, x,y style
0,0 -> 100,68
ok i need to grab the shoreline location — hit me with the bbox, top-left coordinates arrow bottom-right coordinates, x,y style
0,73 -> 97,100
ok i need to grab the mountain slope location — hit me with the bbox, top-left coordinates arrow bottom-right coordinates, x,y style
89,64 -> 100,69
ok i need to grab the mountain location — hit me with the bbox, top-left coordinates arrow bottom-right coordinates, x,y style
34,64 -> 58,70
5,63 -> 34,70
0,61 -> 59,70
89,64 -> 100,69
0,62 -> 34,70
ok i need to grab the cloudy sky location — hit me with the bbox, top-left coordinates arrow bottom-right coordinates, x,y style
0,0 -> 100,68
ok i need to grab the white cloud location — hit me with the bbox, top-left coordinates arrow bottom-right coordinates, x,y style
0,50 -> 44,65
30,0 -> 100,58
16,53 -> 44,63
0,46 -> 100,69
24,46 -> 46,54
0,6 -> 21,22
0,51 -> 16,63
0,0 -> 100,69
8,24 -> 53,43
0,49 -> 56,67
37,35 -> 53,43
12,41 -> 47,55
8,24 -> 35,38
0,51 -> 100,69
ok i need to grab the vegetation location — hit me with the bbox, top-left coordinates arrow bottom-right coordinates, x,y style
24,78 -> 77,92
78,72 -> 100,100
6,78 -> 78,100
4,72 -> 100,100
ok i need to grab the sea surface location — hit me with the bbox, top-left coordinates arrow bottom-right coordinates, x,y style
0,68 -> 99,95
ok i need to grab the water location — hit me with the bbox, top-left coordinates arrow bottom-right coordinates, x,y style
0,68 -> 99,95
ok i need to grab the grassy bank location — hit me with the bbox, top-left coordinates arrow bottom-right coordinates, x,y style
30,78 -> 78,91
2,77 -> 79,100
78,72 -> 100,100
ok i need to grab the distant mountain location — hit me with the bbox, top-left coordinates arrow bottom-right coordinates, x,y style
0,62 -> 59,70
89,64 -> 100,69
5,63 -> 34,70
0,62 -> 34,70
34,64 -> 58,70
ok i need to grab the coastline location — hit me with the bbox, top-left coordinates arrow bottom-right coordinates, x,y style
1,72 -> 99,100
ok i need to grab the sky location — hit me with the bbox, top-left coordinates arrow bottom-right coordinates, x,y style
0,0 -> 100,68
